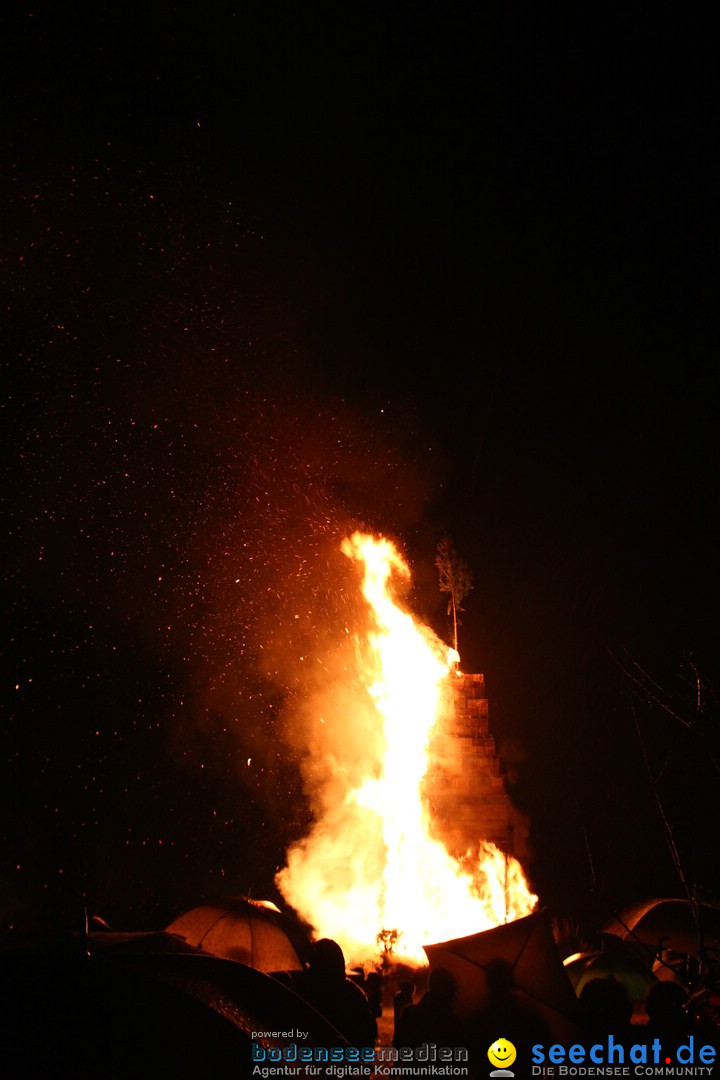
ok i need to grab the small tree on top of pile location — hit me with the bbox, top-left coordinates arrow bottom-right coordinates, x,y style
435,537 -> 473,656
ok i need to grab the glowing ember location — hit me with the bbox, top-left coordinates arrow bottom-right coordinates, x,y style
276,532 -> 536,966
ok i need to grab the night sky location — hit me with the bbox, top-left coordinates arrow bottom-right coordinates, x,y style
3,4 -> 719,937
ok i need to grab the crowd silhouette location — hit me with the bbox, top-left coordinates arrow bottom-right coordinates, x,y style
287,936 -> 719,1080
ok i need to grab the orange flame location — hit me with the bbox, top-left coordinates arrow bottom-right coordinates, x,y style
276,532 -> 536,966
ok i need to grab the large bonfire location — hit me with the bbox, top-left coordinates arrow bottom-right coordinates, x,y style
276,532 -> 536,966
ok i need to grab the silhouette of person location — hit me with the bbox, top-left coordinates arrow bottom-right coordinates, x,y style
393,978 -> 415,1033
462,956 -> 551,1071
364,970 -> 383,1019
394,967 -> 462,1049
578,976 -> 634,1046
643,980 -> 694,1053
294,938 -> 377,1048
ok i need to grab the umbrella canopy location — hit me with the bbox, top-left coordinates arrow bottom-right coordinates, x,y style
113,950 -> 349,1049
604,898 -> 720,960
0,935 -> 347,1077
564,942 -> 656,1005
166,897 -> 311,972
424,910 -> 581,1044
0,944 -> 253,1076
86,929 -> 201,955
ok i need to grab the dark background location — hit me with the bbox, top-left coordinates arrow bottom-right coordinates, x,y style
2,3 -> 719,937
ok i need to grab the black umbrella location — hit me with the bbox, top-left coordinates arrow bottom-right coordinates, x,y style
115,949 -> 351,1049
0,937 -> 348,1078
0,943 -> 251,1077
424,910 -> 581,1044
605,898 -> 720,961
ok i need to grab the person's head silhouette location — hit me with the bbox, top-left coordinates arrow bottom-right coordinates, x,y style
308,938 -> 346,983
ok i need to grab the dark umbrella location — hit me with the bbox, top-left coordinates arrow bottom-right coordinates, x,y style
112,950 -> 350,1048
1,934 -> 348,1078
423,910 -> 581,1044
0,942 -> 254,1077
604,898 -> 720,961
86,928 -> 201,955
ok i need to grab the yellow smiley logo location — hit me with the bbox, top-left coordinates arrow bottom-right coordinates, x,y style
487,1038 -> 517,1069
